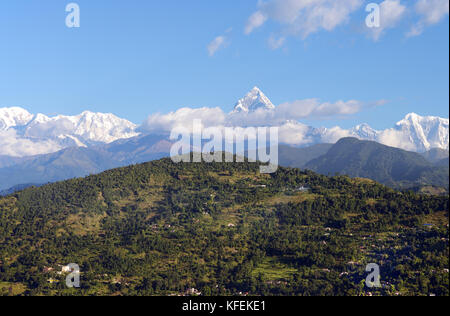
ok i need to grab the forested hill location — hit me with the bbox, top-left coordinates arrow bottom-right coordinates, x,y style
0,158 -> 448,296
306,138 -> 449,191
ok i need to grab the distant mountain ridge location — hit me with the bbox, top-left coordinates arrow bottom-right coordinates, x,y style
278,144 -> 334,168
1,108 -> 138,144
0,183 -> 42,197
420,148 -> 449,164
2,134 -> 447,193
0,134 -> 170,191
0,107 -> 139,157
305,138 -> 449,190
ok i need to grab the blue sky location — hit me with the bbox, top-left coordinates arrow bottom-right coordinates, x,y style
0,0 -> 448,129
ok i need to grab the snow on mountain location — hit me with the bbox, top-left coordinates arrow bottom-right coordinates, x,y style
232,87 -> 275,113
290,114 -> 449,153
0,107 -> 34,131
230,89 -> 448,152
393,113 -> 449,152
350,123 -> 379,141
0,107 -> 140,157
23,111 -> 139,144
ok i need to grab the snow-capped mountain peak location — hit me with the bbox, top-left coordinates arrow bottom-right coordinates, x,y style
351,123 -> 379,140
23,111 -> 139,144
394,113 -> 449,152
233,87 -> 275,113
0,107 -> 141,157
72,111 -> 139,143
396,112 -> 448,127
0,107 -> 34,131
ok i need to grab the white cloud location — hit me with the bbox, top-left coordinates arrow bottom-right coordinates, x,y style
269,122 -> 355,146
278,121 -> 314,145
0,129 -> 62,157
244,0 -> 448,44
377,128 -> 417,151
277,122 -> 351,146
245,0 -> 362,44
207,36 -> 228,57
416,0 -> 449,24
140,97 -> 379,140
321,126 -> 353,143
135,94 -> 400,149
370,0 -> 407,41
277,99 -> 362,119
408,0 -> 449,36
226,98 -> 366,127
140,107 -> 226,133
245,11 -> 269,35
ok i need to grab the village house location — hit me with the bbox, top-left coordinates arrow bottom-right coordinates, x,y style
296,186 -> 310,192
185,288 -> 202,296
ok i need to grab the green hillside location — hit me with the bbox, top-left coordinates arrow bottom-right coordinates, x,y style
0,157 -> 448,296
306,138 -> 449,191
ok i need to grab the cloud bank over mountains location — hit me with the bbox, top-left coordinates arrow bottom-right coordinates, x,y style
140,87 -> 375,132
1,87 -> 449,158
139,87 -> 448,152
